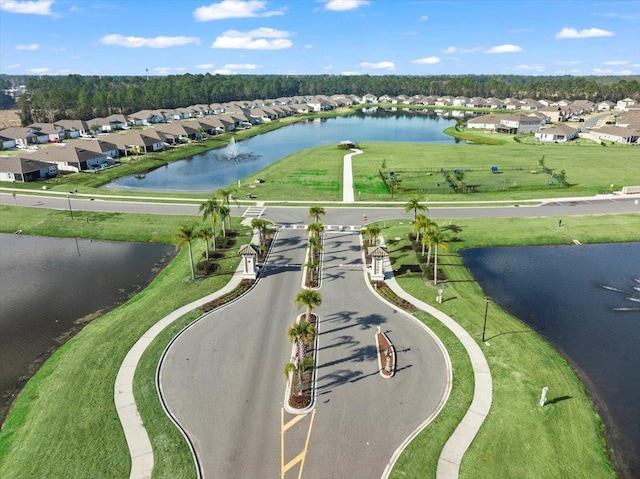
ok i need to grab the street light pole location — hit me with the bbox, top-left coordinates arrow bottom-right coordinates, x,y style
482,297 -> 490,342
67,194 -> 74,220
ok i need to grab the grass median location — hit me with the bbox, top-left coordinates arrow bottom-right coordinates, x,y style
0,206 -> 251,478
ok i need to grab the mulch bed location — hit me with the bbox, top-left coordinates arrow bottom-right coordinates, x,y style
201,279 -> 255,312
376,332 -> 395,378
287,313 -> 317,410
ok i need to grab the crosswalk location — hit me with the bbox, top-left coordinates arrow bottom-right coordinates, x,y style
242,206 -> 266,218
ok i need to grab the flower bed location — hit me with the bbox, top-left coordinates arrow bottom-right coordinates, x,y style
376,330 -> 395,378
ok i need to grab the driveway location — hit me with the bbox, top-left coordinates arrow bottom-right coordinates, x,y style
159,226 -> 449,478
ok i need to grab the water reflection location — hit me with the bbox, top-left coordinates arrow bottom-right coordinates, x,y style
461,243 -> 640,478
0,234 -> 175,419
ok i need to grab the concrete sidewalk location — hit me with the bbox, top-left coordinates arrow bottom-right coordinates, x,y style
380,245 -> 492,479
342,148 -> 362,202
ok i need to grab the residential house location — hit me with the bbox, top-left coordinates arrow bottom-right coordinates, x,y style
55,119 -> 90,138
66,138 -> 119,158
616,98 -> 639,111
361,93 -> 378,104
109,130 -> 164,156
30,144 -> 112,172
538,106 -> 571,123
154,121 -> 200,143
0,156 -> 58,182
534,123 -> 580,143
0,133 -> 17,150
466,114 -> 504,130
589,125 -> 640,145
0,126 -> 40,148
596,101 -> 615,111
497,114 -> 542,134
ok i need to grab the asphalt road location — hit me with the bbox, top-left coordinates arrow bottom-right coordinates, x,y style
2,192 -> 638,226
159,227 -> 449,478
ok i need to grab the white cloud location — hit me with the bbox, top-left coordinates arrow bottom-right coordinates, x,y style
339,71 -> 360,76
304,44 -> 313,49
212,28 -> 292,50
175,67 -> 187,71
442,45 -> 484,54
360,61 -> 395,70
412,56 -> 440,65
213,63 -> 261,74
57,68 -> 71,74
486,44 -> 522,54
16,43 -> 39,50
0,0 -> 53,15
420,15 -> 428,21
99,34 -> 200,48
514,64 -> 546,72
196,63 -> 214,69
555,27 -> 613,39
602,60 -> 628,66
556,60 -> 580,66
154,67 -> 172,75
323,0 -> 369,11
27,67 -> 51,73
615,69 -> 633,75
4,63 -> 21,69
224,63 -> 259,70
194,0 -> 284,21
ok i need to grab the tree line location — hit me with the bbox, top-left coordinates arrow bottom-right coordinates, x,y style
2,73 -> 638,125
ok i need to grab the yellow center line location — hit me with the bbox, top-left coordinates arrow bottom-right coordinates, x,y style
297,409 -> 316,479
280,408 -> 317,478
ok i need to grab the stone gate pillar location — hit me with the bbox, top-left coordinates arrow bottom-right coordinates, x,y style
238,244 -> 259,279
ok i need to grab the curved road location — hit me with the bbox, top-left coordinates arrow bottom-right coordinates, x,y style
159,227 -> 449,478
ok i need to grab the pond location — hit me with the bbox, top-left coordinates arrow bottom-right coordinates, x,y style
0,234 -> 175,421
460,242 -> 640,479
104,109 -> 460,192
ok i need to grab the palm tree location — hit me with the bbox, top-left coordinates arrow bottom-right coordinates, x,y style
251,218 -> 269,247
216,187 -> 237,229
284,357 -> 315,396
404,197 -> 427,221
308,206 -> 326,224
307,222 -> 323,239
413,214 -> 431,242
199,197 -> 220,251
287,320 -> 316,361
424,223 -> 438,265
175,223 -> 197,281
362,224 -> 381,246
431,228 -> 449,285
294,289 -> 322,322
308,233 -> 322,260
218,204 -> 230,237
198,226 -> 212,263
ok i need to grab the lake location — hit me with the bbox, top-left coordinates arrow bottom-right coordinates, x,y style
460,242 -> 640,479
105,109 -> 459,192
0,234 -> 175,421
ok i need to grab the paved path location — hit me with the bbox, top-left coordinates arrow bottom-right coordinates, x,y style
342,148 -> 362,202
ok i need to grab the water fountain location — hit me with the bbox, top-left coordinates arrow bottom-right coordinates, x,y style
225,136 -> 240,160
216,136 -> 259,163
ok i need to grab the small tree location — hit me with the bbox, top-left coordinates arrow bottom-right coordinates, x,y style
199,197 -> 220,251
284,357 -> 315,396
404,197 -> 427,220
251,218 -> 269,247
362,224 -> 381,247
308,206 -> 326,224
198,226 -> 212,263
294,289 -> 322,322
431,228 -> 449,285
175,223 -> 197,281
413,214 -> 431,242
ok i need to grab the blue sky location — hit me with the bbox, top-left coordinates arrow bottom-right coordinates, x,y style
1,0 -> 639,77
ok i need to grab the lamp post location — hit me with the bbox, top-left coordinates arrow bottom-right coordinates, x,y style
481,297 -> 490,342
67,194 -> 74,220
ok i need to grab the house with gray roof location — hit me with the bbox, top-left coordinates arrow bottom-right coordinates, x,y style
0,155 -> 58,182
29,144 -> 111,172
534,123 -> 580,143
